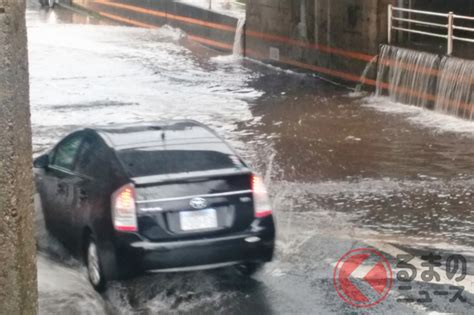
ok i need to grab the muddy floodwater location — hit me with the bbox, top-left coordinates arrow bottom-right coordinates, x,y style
28,1 -> 474,314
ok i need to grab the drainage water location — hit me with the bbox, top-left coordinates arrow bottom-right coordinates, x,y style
375,44 -> 474,120
232,17 -> 245,56
376,45 -> 439,109
435,57 -> 474,120
355,55 -> 378,92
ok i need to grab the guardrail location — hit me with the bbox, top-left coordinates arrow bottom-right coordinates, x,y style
388,5 -> 474,55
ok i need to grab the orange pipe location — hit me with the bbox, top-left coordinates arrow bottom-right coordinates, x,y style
188,35 -> 233,50
98,11 -> 155,28
97,11 -> 233,51
95,0 -> 235,32
246,29 -> 375,63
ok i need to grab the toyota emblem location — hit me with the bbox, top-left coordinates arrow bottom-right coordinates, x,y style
190,197 -> 207,209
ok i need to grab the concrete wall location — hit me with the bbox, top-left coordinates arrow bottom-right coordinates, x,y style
0,0 -> 38,313
73,0 -> 239,51
411,0 -> 474,15
245,0 -> 394,87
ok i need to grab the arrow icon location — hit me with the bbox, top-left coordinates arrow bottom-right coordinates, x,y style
334,248 -> 393,308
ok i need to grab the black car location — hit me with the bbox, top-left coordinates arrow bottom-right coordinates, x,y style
34,120 -> 275,291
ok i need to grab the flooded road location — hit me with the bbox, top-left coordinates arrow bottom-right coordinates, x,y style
28,1 -> 474,314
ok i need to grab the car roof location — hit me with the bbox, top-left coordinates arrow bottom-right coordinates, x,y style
90,120 -> 224,150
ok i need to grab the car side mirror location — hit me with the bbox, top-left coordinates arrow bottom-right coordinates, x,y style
33,154 -> 49,169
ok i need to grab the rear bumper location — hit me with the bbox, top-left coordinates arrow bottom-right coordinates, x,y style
114,217 -> 275,272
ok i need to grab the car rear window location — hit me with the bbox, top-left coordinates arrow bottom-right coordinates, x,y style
117,144 -> 243,177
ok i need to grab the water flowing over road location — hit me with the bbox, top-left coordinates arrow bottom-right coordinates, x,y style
28,2 -> 474,314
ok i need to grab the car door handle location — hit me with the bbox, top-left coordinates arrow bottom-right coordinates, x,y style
57,182 -> 67,194
79,189 -> 88,202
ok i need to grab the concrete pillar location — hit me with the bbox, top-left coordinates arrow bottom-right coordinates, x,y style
0,0 -> 38,314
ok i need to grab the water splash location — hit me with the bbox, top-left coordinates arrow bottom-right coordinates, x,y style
35,196 -> 107,314
355,55 -> 378,92
38,254 -> 107,315
232,17 -> 245,56
376,45 -> 439,109
435,57 -> 474,119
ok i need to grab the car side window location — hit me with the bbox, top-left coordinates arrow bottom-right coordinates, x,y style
51,134 -> 83,171
75,135 -> 111,179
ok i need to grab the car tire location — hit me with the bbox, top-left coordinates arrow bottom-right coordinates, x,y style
235,262 -> 263,276
86,236 -> 107,292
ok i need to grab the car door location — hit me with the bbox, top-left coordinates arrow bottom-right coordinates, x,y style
44,132 -> 85,245
73,133 -> 115,251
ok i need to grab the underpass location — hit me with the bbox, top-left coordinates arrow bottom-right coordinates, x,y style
29,1 -> 474,314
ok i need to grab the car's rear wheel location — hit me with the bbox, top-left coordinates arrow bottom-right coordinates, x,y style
235,262 -> 263,276
86,237 -> 106,292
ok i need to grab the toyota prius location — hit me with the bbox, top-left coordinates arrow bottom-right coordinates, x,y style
34,120 -> 275,291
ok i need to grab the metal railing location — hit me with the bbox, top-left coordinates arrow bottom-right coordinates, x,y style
388,5 -> 474,55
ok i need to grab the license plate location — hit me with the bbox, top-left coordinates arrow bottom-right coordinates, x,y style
180,209 -> 218,231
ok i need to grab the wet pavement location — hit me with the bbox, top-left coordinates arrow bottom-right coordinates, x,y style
28,1 -> 474,314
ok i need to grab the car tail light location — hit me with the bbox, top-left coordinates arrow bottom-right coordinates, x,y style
251,174 -> 272,218
111,184 -> 138,232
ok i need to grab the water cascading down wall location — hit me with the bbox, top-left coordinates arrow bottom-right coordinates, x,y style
376,45 -> 474,120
